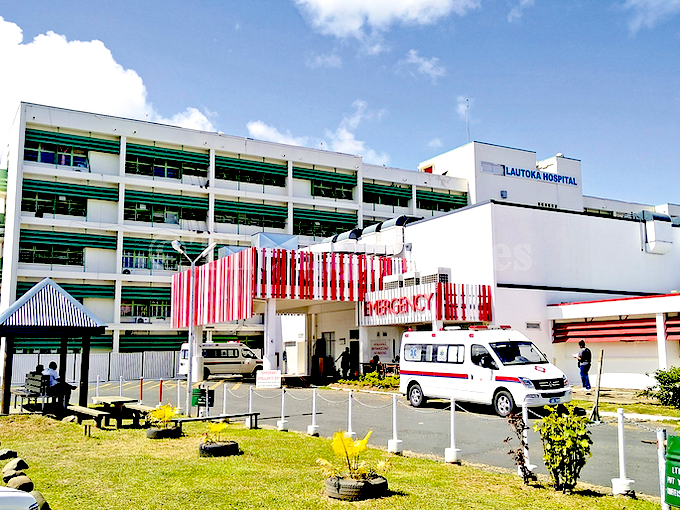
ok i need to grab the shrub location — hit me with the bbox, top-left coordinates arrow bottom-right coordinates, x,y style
338,372 -> 400,389
638,366 -> 680,408
533,405 -> 592,492
316,429 -> 391,480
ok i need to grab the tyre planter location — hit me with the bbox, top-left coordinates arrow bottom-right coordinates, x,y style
199,441 -> 240,457
146,426 -> 182,439
325,476 -> 388,501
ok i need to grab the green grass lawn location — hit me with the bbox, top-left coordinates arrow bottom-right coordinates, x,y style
0,415 -> 661,510
572,398 -> 680,418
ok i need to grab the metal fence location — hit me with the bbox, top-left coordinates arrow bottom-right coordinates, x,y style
11,352 -> 179,384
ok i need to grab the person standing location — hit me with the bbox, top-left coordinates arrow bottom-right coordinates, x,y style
574,340 -> 592,391
336,347 -> 351,379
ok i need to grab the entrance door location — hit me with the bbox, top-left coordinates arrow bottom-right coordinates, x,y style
283,342 -> 297,375
349,341 -> 360,377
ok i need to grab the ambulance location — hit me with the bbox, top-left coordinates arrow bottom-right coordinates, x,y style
399,326 -> 572,416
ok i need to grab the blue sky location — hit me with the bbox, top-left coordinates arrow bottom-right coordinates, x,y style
1,0 -> 679,205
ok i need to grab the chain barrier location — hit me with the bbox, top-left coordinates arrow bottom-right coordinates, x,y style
624,417 -> 661,434
453,401 -> 505,421
226,388 -> 246,399
396,399 -> 451,414
316,393 -> 348,405
253,390 -> 282,399
285,391 -> 312,402
353,398 -> 393,410
586,418 -> 617,428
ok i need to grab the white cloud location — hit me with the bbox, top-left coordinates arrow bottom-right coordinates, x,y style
0,17 -> 214,155
428,138 -> 443,148
306,52 -> 343,68
401,49 -> 446,83
325,100 -> 389,165
246,100 -> 389,166
293,0 -> 480,51
507,0 -> 535,22
622,0 -> 680,32
246,120 -> 311,146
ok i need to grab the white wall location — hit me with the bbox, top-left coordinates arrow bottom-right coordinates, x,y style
87,199 -> 118,223
83,297 -> 115,324
90,152 -> 119,175
405,204 -> 496,286
85,248 -> 117,274
491,203 -> 680,293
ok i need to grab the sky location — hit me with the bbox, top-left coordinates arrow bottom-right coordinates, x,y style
0,0 -> 679,205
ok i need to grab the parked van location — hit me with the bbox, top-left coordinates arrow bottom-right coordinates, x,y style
179,342 -> 263,380
399,326 -> 572,416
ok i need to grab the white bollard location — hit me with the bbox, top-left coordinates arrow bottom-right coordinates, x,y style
612,408 -> 635,495
119,375 -> 123,396
388,394 -> 403,454
95,374 -> 100,398
520,399 -> 536,474
307,388 -> 319,436
222,382 -> 228,416
445,398 -> 461,463
658,428 -> 670,510
345,390 -> 356,440
245,386 -> 254,429
277,388 -> 289,431
198,382 -> 206,418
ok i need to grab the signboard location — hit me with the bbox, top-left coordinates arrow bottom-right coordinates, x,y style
666,435 -> 680,507
256,370 -> 282,389
371,340 -> 389,357
360,284 -> 438,326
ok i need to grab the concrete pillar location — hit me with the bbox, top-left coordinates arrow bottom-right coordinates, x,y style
263,299 -> 279,371
656,313 -> 668,370
359,326 -> 370,365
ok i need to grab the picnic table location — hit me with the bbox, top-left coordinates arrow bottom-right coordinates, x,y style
91,396 -> 139,428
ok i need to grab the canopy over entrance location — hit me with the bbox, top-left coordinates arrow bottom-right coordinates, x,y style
0,278 -> 106,413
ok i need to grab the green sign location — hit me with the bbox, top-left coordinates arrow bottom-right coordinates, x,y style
666,436 -> 680,506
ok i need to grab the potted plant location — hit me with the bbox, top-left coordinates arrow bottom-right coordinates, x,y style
199,421 -> 239,457
146,404 -> 182,439
316,429 -> 390,501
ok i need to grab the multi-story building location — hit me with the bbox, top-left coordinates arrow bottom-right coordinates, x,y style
0,103 -> 468,356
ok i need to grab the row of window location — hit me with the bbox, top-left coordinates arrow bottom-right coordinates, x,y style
24,142 -> 88,168
123,203 -> 205,224
22,192 -> 87,217
122,250 -> 179,271
19,244 -> 83,265
125,156 -> 207,179
216,166 -> 286,188
120,300 -> 170,318
403,343 -> 500,369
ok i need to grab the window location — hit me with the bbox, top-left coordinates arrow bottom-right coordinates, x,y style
122,250 -> 150,270
311,181 -> 353,200
124,202 -> 204,224
293,219 -> 355,238
404,344 -> 423,362
24,141 -> 89,169
19,244 -> 83,266
225,348 -> 239,358
215,165 -> 286,188
481,162 -> 505,176
489,341 -> 547,366
22,192 -> 87,217
121,300 -> 170,318
363,191 -> 409,208
215,212 -> 286,230
125,155 -> 207,180
471,344 -> 498,370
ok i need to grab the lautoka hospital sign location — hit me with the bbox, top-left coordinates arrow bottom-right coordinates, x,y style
359,283 -> 492,326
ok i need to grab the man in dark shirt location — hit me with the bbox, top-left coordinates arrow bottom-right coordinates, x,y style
575,340 -> 592,391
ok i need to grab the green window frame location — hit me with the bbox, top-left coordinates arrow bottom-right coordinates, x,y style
19,243 -> 84,266
416,190 -> 468,212
215,156 -> 287,188
121,299 -> 170,318
21,191 -> 87,217
24,141 -> 89,169
125,144 -> 209,180
310,181 -> 354,200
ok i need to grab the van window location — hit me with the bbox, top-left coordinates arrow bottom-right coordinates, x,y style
471,344 -> 498,370
489,341 -> 547,365
225,349 -> 239,358
242,349 -> 257,359
447,345 -> 464,364
405,344 -> 464,364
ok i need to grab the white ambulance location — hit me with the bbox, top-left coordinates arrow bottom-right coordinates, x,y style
399,326 -> 572,416
179,342 -> 263,380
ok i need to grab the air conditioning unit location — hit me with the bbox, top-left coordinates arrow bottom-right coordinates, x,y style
383,274 -> 403,290
136,317 -> 150,324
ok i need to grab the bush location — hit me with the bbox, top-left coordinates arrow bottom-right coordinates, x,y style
338,372 -> 400,389
533,404 -> 592,492
638,366 -> 680,408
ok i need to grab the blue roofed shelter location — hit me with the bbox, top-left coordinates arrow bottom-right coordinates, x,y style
0,278 -> 106,413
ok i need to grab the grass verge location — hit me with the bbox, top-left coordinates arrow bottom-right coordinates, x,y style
572,399 -> 680,418
0,415 -> 660,510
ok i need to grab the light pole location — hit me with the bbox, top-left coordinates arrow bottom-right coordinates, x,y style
172,240 -> 216,416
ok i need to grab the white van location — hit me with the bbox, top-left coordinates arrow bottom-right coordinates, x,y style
179,342 -> 263,380
399,326 -> 572,416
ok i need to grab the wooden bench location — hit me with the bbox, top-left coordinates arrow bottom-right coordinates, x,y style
67,405 -> 110,429
11,374 -> 50,412
122,403 -> 156,428
171,412 -> 260,431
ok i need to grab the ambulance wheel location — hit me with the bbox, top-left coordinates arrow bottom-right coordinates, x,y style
408,383 -> 426,407
203,368 -> 210,380
493,390 -> 515,417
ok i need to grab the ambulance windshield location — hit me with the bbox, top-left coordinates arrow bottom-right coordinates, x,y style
489,341 -> 547,366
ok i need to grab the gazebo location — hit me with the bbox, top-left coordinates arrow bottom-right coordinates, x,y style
0,278 -> 106,413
